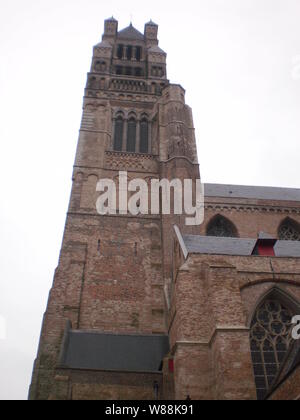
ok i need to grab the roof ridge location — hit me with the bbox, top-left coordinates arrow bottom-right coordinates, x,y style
118,24 -> 144,40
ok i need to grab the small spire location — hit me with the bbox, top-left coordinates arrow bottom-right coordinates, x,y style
146,19 -> 158,26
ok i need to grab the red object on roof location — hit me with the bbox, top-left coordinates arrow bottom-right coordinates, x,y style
257,243 -> 275,256
252,235 -> 277,256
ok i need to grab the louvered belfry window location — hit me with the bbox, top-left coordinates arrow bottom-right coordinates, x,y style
250,299 -> 293,400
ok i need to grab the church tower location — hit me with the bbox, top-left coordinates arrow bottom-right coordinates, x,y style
29,18 -> 200,400
29,17 -> 300,401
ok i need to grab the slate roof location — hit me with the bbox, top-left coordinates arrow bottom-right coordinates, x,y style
148,45 -> 166,54
180,234 -> 300,258
94,40 -> 112,49
204,183 -> 300,202
59,330 -> 169,373
145,20 -> 158,26
183,235 -> 256,256
118,24 -> 144,41
106,16 -> 117,22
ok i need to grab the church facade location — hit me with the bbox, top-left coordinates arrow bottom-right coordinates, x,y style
29,18 -> 300,400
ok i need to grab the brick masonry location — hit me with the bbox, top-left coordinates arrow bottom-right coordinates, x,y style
29,18 -> 300,400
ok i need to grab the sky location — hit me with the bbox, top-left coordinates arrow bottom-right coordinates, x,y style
0,0 -> 300,400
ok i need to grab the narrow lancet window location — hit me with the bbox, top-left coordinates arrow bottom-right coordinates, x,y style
140,119 -> 149,154
127,118 -> 137,152
114,117 -> 124,151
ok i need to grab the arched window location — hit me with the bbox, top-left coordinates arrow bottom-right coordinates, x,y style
136,47 -> 142,61
117,44 -> 124,60
113,117 -> 124,151
206,215 -> 238,238
140,119 -> 149,154
126,46 -> 133,61
250,295 -> 295,400
278,218 -> 300,241
127,118 -> 136,152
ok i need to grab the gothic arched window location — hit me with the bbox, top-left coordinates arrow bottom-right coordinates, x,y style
140,119 -> 149,154
126,45 -> 133,61
127,118 -> 137,152
206,215 -> 238,238
278,218 -> 300,241
113,117 -> 124,151
136,47 -> 142,61
250,296 -> 295,400
117,44 -> 124,60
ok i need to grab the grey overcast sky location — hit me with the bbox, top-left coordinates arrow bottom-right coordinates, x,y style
0,0 -> 300,400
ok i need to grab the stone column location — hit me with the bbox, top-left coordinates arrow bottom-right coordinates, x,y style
111,118 -> 116,151
148,121 -> 152,154
136,120 -> 141,153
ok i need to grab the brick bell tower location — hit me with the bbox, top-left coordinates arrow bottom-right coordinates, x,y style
29,18 -> 200,400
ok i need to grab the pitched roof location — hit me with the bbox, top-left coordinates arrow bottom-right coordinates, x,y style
59,330 -> 169,373
204,183 -> 300,202
106,16 -> 117,22
176,231 -> 300,258
118,24 -> 144,41
148,45 -> 166,54
183,235 -> 257,256
94,40 -> 112,49
145,20 -> 158,26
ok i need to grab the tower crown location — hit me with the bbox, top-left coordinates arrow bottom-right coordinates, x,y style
90,19 -> 168,94
103,16 -> 118,40
145,20 -> 158,46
